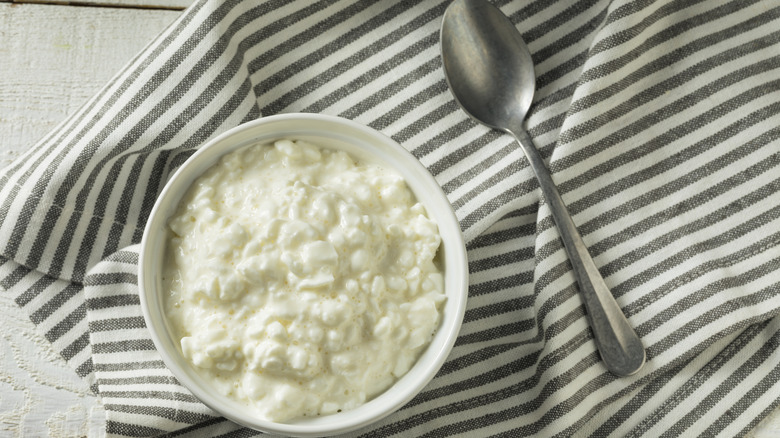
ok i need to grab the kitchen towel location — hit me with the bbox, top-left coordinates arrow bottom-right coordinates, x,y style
2,0 -> 780,436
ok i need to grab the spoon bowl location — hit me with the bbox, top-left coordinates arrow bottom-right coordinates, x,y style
441,0 -> 645,377
441,0 -> 535,132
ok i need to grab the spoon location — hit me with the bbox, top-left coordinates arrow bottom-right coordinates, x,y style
440,0 -> 645,377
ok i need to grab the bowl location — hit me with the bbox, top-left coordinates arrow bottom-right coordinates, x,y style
139,113 -> 469,437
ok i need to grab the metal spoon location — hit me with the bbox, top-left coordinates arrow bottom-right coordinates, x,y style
440,0 -> 645,377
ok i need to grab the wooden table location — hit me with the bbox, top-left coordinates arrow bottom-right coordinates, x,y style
1,1 -> 779,436
0,2 -> 182,435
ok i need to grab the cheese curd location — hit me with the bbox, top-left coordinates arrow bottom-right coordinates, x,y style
163,139 -> 445,422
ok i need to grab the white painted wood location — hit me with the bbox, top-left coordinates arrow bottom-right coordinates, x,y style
3,0 -> 190,10
0,3 -> 183,436
0,292 -> 106,437
0,2 -> 182,168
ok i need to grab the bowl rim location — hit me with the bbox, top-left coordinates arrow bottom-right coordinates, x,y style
138,113 -> 468,437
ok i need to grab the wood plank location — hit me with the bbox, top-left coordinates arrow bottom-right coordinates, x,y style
0,2 -> 182,168
3,0 -> 190,10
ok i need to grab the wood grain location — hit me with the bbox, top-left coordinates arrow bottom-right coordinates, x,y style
0,3 -> 183,436
1,0 -> 189,10
0,2 -> 182,168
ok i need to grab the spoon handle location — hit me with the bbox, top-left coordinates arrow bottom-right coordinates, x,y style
511,128 -> 646,377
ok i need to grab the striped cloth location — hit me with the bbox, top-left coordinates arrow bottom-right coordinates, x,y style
2,0 -> 780,436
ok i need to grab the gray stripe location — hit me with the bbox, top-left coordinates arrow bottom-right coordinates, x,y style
590,359 -> 691,436
94,360 -> 167,372
536,214 -> 780,354
453,159 -> 537,220
588,0 -> 710,57
0,184 -> 22,239
106,421 -> 166,438
102,150 -> 171,258
163,150 -> 197,177
29,283 -> 82,325
469,247 -> 535,273
212,428 -> 262,438
737,392 -> 780,438
529,1 -> 607,66
403,95 -> 475,160
523,118 -> 779,271
421,306 -> 589,407
100,390 -> 201,403
336,56 -> 442,122
625,321 -> 778,437
101,249 -> 140,265
61,331 -> 90,361
506,80 -> 780,267
259,0 -> 435,116
535,47 -> 589,90
248,0 -> 382,76
643,285 -> 780,372
540,61 -> 780,238
0,259 -> 31,291
569,0 -> 771,112
396,270 -> 780,435
87,294 -> 141,311
124,150 -> 173,250
637,259 -> 780,341
371,66 -> 450,137
517,0 -> 599,45
456,319 -> 535,345
104,404 -> 214,425
375,332 -> 594,436
75,357 -> 94,379
660,328 -> 780,437
160,417 -> 231,437
599,164 -> 780,279
44,303 -> 86,343
615,323 -> 769,436
616,206 -> 780,302
92,339 -> 156,354
89,316 -> 147,333
550,54 -> 780,186
468,271 -> 535,297
414,110 -> 496,171
99,375 -> 180,386
527,83 -> 579,118
557,31 -> 780,153
550,321 -> 778,438
438,343 -> 520,377
84,272 -> 137,287
381,0 -> 607,145
626,231 -> 780,317
464,296 -> 534,324
577,119 -> 780,255
466,222 -> 536,251
500,314 -> 778,437
416,99 -> 558,188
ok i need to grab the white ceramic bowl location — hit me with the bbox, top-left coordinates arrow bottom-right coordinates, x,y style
139,113 -> 468,437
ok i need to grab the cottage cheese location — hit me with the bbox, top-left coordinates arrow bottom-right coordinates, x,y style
163,139 -> 445,422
